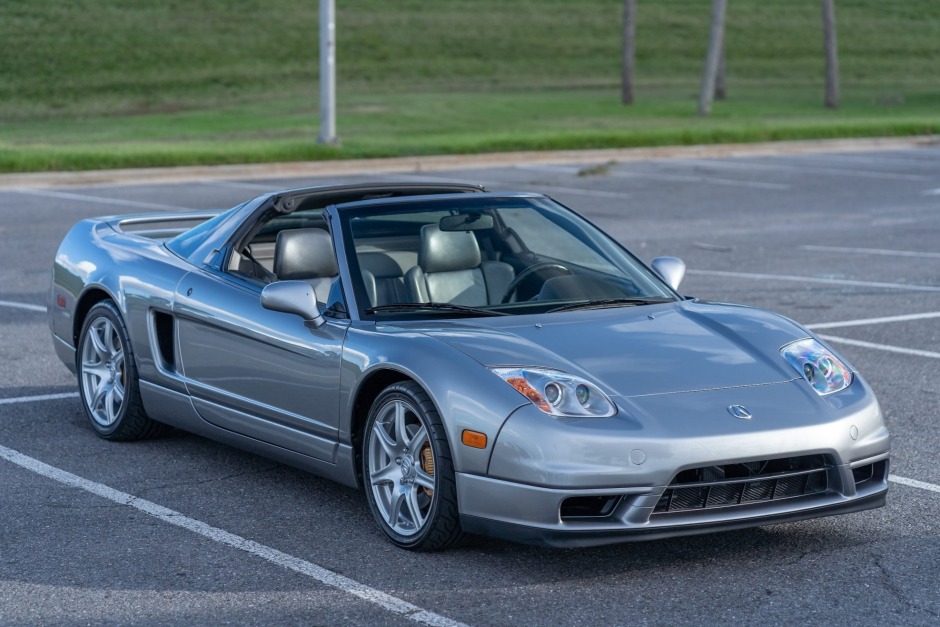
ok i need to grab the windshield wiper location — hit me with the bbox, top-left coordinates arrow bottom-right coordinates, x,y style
547,296 -> 674,313
365,302 -> 510,317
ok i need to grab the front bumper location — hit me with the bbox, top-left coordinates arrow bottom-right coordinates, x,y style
458,378 -> 890,547
458,469 -> 888,548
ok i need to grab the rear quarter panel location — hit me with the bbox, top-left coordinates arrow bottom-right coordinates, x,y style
50,218 -> 194,389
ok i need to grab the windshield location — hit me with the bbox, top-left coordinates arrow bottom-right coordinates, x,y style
341,195 -> 675,319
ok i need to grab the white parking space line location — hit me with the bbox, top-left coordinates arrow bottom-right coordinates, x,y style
807,311 -> 940,330
516,164 -> 790,191
378,172 -> 483,186
532,185 -> 634,199
800,245 -> 940,259
0,299 -> 46,313
772,153 -> 940,178
198,179 -> 279,191
380,171 -> 634,199
487,179 -> 636,199
0,443 -> 467,627
611,169 -> 789,191
688,269 -> 940,293
818,335 -> 940,360
889,475 -> 940,495
795,152 -> 940,168
925,188 -> 940,196
10,188 -> 193,211
0,392 -> 79,406
668,157 -> 930,182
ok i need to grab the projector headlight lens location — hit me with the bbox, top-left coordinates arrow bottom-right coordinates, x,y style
781,339 -> 853,395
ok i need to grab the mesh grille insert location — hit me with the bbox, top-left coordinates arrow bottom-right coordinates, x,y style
654,455 -> 831,514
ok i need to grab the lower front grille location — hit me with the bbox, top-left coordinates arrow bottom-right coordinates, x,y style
654,455 -> 831,514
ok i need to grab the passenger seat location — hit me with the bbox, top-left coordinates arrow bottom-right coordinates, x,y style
359,252 -> 409,307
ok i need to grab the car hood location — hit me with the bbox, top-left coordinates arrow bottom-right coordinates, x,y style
391,301 -> 809,397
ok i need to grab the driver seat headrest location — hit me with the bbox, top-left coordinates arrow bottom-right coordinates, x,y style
418,225 -> 482,273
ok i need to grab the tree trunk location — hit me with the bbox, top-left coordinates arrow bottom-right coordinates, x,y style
621,0 -> 637,105
821,0 -> 839,108
698,0 -> 727,116
714,41 -> 726,100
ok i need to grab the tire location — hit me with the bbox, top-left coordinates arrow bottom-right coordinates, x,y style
362,381 -> 464,551
76,300 -> 164,441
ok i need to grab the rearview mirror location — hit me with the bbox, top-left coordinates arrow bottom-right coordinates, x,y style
651,256 -> 686,291
261,281 -> 325,328
439,213 -> 494,231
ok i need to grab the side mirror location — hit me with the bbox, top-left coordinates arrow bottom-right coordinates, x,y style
651,256 -> 686,291
261,281 -> 325,329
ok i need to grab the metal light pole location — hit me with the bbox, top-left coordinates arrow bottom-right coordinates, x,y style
821,0 -> 840,109
318,0 -> 337,144
621,0 -> 636,105
697,0 -> 727,116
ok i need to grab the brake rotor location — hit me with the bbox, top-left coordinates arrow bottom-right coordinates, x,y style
420,443 -> 434,497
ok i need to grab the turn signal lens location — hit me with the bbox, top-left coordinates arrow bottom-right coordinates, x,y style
504,376 -> 552,413
461,430 -> 488,449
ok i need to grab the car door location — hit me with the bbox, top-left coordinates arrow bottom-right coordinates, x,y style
173,269 -> 348,462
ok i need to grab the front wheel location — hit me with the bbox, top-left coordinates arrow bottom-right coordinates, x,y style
362,381 -> 464,550
76,300 -> 164,441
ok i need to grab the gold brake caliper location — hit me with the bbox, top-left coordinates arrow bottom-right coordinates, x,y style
420,443 -> 434,497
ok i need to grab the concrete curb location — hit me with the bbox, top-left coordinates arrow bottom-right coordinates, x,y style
1,135 -> 937,189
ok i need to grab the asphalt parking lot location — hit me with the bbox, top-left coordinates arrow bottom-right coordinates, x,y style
1,147 -> 938,625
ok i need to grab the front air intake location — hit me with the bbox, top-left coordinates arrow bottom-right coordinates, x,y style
654,455 -> 832,514
852,459 -> 888,488
560,495 -> 621,520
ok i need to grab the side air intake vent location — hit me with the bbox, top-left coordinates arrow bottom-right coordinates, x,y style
152,311 -> 176,371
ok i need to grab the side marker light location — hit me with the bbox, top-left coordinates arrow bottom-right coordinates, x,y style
461,430 -> 487,449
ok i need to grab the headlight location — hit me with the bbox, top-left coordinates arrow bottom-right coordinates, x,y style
491,367 -> 616,417
781,339 -> 853,395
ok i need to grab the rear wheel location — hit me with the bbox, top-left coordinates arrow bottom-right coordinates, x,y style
362,381 -> 464,550
77,301 -> 163,441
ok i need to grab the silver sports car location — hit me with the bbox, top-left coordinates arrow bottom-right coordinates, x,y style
50,182 -> 890,550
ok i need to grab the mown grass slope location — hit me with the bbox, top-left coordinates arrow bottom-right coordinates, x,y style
1,0 -> 938,171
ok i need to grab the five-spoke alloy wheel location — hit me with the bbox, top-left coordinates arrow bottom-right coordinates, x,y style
80,314 -> 126,428
77,300 -> 163,440
363,381 -> 463,550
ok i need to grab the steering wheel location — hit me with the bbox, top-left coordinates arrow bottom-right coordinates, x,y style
500,262 -> 572,304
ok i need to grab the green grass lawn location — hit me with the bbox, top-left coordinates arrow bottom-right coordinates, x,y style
1,0 -> 938,172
